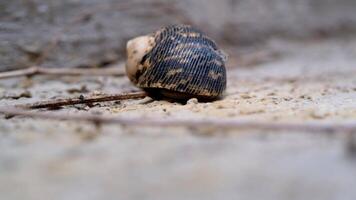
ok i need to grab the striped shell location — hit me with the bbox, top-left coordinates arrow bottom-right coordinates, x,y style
126,25 -> 227,101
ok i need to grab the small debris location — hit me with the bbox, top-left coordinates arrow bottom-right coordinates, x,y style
138,96 -> 154,104
2,90 -> 32,99
79,94 -> 85,101
187,98 -> 198,105
309,106 -> 333,119
283,97 -> 293,101
239,108 -> 265,115
4,114 -> 15,119
240,93 -> 253,99
214,104 -> 225,109
346,133 -> 356,159
67,85 -> 89,94
74,104 -> 90,111
300,95 -> 312,100
92,90 -> 104,96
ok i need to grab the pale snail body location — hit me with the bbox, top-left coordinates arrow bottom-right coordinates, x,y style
126,25 -> 227,101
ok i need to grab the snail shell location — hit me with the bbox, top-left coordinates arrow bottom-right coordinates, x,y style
126,25 -> 227,101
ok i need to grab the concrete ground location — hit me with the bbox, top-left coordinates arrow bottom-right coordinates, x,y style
1,36 -> 356,200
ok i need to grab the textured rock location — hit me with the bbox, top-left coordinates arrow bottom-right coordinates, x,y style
1,37 -> 356,200
1,0 -> 356,70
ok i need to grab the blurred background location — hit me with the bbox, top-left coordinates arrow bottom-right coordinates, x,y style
1,1 -> 356,200
1,0 -> 356,71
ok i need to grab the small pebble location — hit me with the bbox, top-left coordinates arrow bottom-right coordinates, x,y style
187,98 -> 198,105
309,106 -> 333,119
240,93 -> 252,99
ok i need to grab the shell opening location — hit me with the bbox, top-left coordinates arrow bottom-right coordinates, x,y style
125,35 -> 155,84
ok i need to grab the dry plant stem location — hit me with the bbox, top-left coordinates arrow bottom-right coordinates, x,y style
0,66 -> 125,79
16,92 -> 148,109
0,106 -> 356,133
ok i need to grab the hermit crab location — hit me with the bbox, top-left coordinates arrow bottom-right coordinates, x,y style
125,24 -> 227,101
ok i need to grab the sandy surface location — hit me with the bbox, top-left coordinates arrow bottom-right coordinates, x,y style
1,37 -> 356,200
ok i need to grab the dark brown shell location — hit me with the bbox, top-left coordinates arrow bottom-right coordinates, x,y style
135,25 -> 227,101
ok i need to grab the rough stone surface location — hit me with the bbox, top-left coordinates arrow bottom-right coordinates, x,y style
1,36 -> 356,200
1,0 -> 356,70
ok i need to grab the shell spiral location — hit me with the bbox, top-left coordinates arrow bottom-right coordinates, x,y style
131,25 -> 227,100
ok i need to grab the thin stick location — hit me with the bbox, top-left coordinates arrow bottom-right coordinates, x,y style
0,66 -> 125,79
0,106 -> 356,133
16,91 -> 147,109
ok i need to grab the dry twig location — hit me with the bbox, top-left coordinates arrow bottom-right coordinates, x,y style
16,91 -> 147,109
0,66 -> 125,79
0,106 -> 356,133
